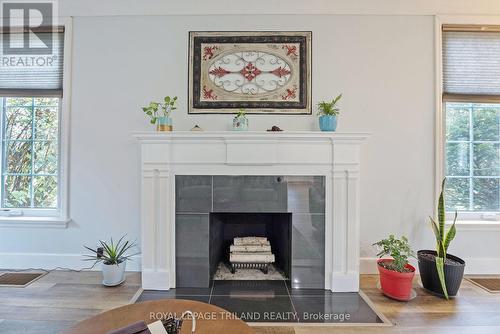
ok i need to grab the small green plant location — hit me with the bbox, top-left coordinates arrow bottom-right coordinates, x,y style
373,235 -> 415,273
235,108 -> 246,118
429,178 -> 458,299
317,94 -> 342,116
84,236 -> 138,266
141,96 -> 178,125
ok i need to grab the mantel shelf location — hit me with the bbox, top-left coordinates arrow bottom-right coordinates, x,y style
134,131 -> 370,141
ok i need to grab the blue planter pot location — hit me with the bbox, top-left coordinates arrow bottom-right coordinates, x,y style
319,115 -> 337,132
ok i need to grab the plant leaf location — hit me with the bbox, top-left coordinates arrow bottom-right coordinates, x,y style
444,211 -> 457,252
429,217 -> 440,241
84,235 -> 138,266
435,257 -> 449,299
438,178 -> 446,242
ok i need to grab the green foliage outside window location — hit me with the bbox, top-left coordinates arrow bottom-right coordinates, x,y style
445,102 -> 500,212
1,97 -> 59,209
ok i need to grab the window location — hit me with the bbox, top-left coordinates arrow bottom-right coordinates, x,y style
445,102 -> 500,211
0,97 -> 59,210
443,25 -> 500,215
0,27 -> 65,219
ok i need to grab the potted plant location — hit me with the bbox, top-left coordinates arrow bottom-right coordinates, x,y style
418,178 -> 465,299
233,108 -> 249,131
84,236 -> 138,286
141,96 -> 178,131
373,235 -> 416,301
317,94 -> 342,132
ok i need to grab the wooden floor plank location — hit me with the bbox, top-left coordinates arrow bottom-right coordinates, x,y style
0,272 -> 499,333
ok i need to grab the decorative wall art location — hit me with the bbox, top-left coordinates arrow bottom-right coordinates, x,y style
188,31 -> 312,114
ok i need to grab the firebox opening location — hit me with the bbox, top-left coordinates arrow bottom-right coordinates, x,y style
209,212 -> 292,281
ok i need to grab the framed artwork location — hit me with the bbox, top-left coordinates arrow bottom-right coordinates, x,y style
188,31 -> 312,114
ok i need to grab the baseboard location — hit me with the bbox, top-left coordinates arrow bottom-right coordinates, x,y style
361,257 -> 500,275
331,272 -> 360,292
142,269 -> 171,290
2,253 -> 498,275
0,252 -> 141,271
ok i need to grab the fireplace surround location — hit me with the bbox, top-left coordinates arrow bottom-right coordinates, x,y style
136,131 -> 368,292
175,175 -> 323,288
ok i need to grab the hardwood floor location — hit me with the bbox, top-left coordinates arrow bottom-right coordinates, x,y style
0,272 -> 499,333
0,271 -> 141,334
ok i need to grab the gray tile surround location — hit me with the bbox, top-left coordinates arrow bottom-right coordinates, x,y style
175,176 -> 212,213
175,175 -> 325,289
287,176 -> 325,214
175,214 -> 209,287
292,214 -> 325,289
213,176 -> 288,212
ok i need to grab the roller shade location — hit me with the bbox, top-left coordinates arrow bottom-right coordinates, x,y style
443,29 -> 500,97
0,29 -> 64,97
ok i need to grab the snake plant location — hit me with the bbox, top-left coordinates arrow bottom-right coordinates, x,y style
429,178 -> 457,299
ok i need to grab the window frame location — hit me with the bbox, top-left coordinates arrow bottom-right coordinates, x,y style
0,96 -> 61,215
436,16 -> 500,227
0,17 -> 72,228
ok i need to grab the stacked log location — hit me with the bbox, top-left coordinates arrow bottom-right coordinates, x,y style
229,237 -> 275,265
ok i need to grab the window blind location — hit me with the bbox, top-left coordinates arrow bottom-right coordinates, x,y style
0,29 -> 64,97
443,29 -> 500,97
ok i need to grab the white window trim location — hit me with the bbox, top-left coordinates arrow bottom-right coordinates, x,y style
0,17 -> 73,228
436,15 -> 500,226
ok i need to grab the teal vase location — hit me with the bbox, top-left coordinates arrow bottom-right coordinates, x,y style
319,115 -> 337,132
156,116 -> 172,132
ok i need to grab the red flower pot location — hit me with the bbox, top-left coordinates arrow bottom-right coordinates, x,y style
377,259 -> 415,301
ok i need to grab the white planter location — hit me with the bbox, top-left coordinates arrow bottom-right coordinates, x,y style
102,260 -> 126,286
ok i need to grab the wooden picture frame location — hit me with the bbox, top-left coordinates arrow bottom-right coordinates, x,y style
188,31 -> 312,114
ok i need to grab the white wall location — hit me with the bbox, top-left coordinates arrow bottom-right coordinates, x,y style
58,0 -> 500,16
0,7 -> 499,273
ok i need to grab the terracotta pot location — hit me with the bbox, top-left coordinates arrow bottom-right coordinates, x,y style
377,259 -> 415,301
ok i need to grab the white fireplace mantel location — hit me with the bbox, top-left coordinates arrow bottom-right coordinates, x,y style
135,131 -> 369,292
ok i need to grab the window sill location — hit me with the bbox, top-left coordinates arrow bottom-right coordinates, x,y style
0,217 -> 71,228
446,220 -> 500,231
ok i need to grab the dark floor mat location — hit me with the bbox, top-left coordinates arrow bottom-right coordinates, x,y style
0,272 -> 45,287
468,278 -> 500,292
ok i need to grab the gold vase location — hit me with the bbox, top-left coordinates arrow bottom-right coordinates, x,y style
156,116 -> 173,132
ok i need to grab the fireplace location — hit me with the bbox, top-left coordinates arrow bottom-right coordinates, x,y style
136,131 -> 368,292
209,212 -> 292,281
